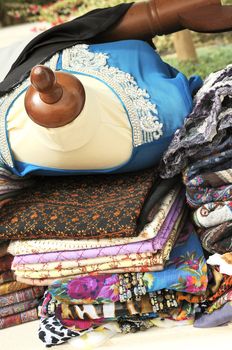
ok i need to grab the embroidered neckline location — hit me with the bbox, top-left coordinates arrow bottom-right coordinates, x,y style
62,44 -> 163,147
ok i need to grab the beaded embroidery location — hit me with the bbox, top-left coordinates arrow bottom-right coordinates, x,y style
0,55 -> 59,169
62,44 -> 163,147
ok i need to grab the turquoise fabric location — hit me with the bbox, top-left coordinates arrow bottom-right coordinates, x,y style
5,40 -> 202,176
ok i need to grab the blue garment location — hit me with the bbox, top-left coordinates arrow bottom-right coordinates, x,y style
2,40 -> 202,176
143,222 -> 208,294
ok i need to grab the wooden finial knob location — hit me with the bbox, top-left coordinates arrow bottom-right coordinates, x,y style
25,65 -> 86,128
30,65 -> 63,104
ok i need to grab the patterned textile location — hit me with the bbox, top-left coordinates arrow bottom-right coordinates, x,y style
39,316 -> 86,346
8,185 -> 180,251
0,169 -> 156,240
207,289 -> 232,314
0,281 -> 30,296
207,253 -> 232,275
0,307 -> 38,329
183,152 -> 232,188
183,163 -> 232,188
13,211 -> 184,282
41,292 -> 178,321
0,298 -> 40,317
186,184 -> 232,208
47,222 -> 207,305
0,255 -> 13,272
38,316 -> 118,347
0,286 -> 44,307
12,188 -> 186,266
0,270 -> 15,284
160,64 -> 232,178
208,275 -> 232,303
194,301 -> 232,328
199,221 -> 232,254
193,201 -> 232,228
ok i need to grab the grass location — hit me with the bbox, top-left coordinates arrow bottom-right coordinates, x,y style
163,44 -> 232,79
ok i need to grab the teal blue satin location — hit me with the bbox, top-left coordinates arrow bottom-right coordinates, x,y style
7,40 -> 202,176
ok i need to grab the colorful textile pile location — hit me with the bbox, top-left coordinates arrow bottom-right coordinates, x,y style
160,64 -> 232,328
4,169 -> 208,346
37,221 -> 208,346
1,64 -> 231,346
0,241 -> 44,329
8,183 -> 186,285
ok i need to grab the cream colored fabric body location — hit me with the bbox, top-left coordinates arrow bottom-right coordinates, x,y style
7,74 -> 133,170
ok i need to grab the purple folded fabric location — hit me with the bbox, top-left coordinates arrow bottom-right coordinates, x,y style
194,302 -> 232,328
13,192 -> 185,266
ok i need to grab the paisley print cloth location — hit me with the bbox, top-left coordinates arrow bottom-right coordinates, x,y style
0,286 -> 44,307
0,298 -> 40,318
0,307 -> 38,329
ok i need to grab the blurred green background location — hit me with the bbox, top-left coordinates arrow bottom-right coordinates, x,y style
0,0 -> 231,78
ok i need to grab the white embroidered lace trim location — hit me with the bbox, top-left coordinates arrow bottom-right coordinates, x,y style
62,44 -> 163,147
0,54 -> 59,168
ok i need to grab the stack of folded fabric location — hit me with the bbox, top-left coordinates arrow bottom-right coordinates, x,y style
5,169 -> 184,285
160,64 -> 232,327
0,241 -> 44,329
36,220 -> 207,347
1,166 -> 209,346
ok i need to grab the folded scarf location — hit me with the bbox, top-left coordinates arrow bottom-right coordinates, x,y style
194,301 -> 232,328
0,307 -> 38,329
193,201 -> 232,228
199,221 -> 232,254
0,298 -> 40,317
206,289 -> 232,314
0,281 -> 30,296
160,64 -> 232,178
186,184 -> 232,208
0,286 -> 44,307
13,211 -> 185,283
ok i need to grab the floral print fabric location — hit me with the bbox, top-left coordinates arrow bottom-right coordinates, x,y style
47,221 -> 207,305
